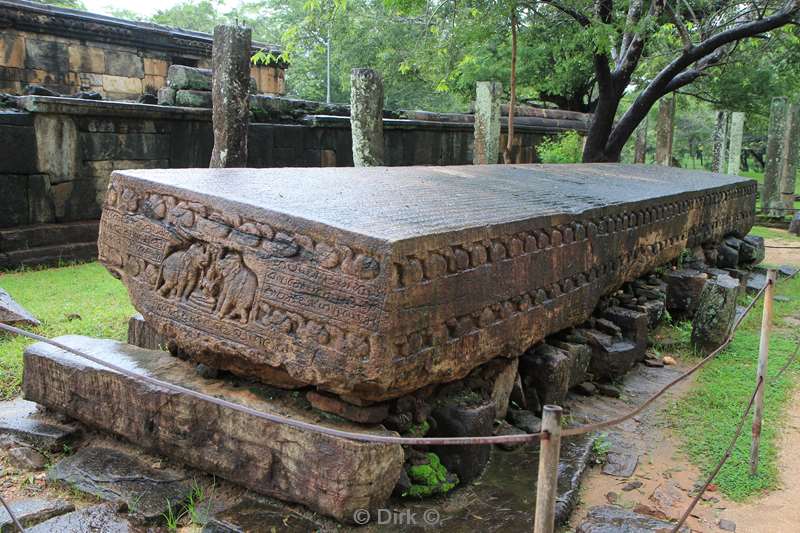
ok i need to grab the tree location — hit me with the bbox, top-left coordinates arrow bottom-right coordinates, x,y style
536,0 -> 800,162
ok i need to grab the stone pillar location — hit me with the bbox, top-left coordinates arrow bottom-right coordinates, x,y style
711,111 -> 729,173
762,97 -> 800,215
655,94 -> 676,166
473,81 -> 502,165
210,25 -> 252,168
634,117 -> 648,163
779,103 -> 800,212
726,112 -> 745,176
350,68 -> 384,166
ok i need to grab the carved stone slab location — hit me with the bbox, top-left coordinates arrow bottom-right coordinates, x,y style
22,336 -> 404,521
97,164 -> 756,401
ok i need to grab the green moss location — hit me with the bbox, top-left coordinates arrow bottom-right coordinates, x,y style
404,419 -> 430,438
402,453 -> 458,498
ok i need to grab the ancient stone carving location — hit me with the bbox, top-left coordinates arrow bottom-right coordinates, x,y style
98,164 -> 756,402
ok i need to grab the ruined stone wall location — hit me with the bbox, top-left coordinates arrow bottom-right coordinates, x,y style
0,0 -> 285,98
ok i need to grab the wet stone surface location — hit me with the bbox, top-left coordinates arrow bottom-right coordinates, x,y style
47,446 -> 191,522
601,451 -> 639,478
576,505 -> 689,532
26,502 -> 134,533
0,398 -> 78,451
0,287 -> 40,327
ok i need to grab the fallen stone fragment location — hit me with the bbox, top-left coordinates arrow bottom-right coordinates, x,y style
632,503 -> 670,521
605,491 -> 618,504
520,343 -> 571,405
306,391 -> 389,424
552,338 -> 592,387
774,295 -> 790,303
430,399 -> 495,483
649,481 -> 688,520
26,502 -> 132,533
0,399 -> 78,452
739,235 -> 765,264
508,408 -> 542,434
664,269 -> 708,318
24,336 -> 404,521
7,446 -> 47,470
790,213 -> 800,236
202,519 -> 244,532
746,272 -> 767,294
157,86 -> 176,106
718,518 -> 737,531
48,446 -> 191,522
621,480 -> 643,492
576,505 -> 689,532
717,242 -> 740,269
167,65 -> 212,91
575,382 -> 597,396
643,358 -> 665,368
602,452 -> 638,478
0,288 -> 40,327
0,497 -> 74,532
779,265 -> 799,278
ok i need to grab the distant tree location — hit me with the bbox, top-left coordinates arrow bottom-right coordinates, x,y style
31,0 -> 87,9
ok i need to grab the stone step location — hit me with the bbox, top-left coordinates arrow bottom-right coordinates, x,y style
0,221 -> 99,253
0,497 -> 74,531
0,241 -> 97,270
22,336 -> 404,522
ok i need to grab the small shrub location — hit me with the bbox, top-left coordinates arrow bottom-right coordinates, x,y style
536,131 -> 584,164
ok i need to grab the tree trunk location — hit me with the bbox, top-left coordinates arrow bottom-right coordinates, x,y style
503,9 -> 517,165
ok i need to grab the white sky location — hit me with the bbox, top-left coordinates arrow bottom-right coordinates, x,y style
82,0 -> 240,19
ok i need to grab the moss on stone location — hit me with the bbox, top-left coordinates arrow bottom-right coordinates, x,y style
404,419 -> 430,438
402,452 -> 458,498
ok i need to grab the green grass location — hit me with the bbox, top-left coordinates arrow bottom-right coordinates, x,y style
671,274 -> 800,501
748,225 -> 800,243
0,262 -> 134,399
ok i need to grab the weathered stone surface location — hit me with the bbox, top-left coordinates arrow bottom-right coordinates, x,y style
210,25 -> 251,168
0,498 -> 74,532
207,496 -> 322,532
168,65 -> 212,91
48,446 -> 189,521
655,94 -> 675,166
7,445 -> 47,470
602,451 -> 638,478
691,275 -> 739,352
583,328 -> 642,380
520,343 -> 571,405
26,502 -> 132,533
350,68 -> 384,166
487,357 -> 519,419
306,391 -> 389,424
23,336 -> 404,521
176,89 -> 213,108
127,313 -> 168,350
727,112 -> 745,176
740,235 -> 765,264
473,81 -> 501,164
0,288 -> 40,326
0,398 -> 77,451
157,86 -> 176,106
576,505 -> 688,533
790,212 -> 800,236
430,399 -> 495,483
97,165 -> 756,402
508,408 -> 541,433
664,269 -> 708,317
717,241 -> 740,269
552,339 -> 592,388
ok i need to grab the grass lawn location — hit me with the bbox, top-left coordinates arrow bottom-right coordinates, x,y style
670,272 -> 800,501
0,262 -> 134,400
748,225 -> 800,243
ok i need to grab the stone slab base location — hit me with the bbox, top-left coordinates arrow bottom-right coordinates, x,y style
22,336 -> 404,522
0,221 -> 99,269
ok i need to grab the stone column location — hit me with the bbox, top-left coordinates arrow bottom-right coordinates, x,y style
779,103 -> 800,212
655,94 -> 676,166
764,97 -> 788,214
210,25 -> 252,168
711,111 -> 729,173
350,68 -> 384,166
473,81 -> 502,165
726,112 -> 745,176
634,117 -> 648,163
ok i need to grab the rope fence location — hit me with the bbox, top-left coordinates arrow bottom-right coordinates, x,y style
0,267 -> 796,532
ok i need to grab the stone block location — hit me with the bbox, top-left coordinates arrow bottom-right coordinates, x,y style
103,50 -> 144,78
520,343 -> 571,405
168,65 -> 212,90
143,74 -> 165,92
33,114 -> 79,183
430,399 -> 495,483
306,391 -> 389,424
26,503 -> 132,533
583,329 -> 641,380
790,213 -> 800,236
97,165 -> 756,402
101,75 -> 142,96
23,336 -> 404,521
0,120 -> 37,174
0,498 -> 74,532
577,505 -> 689,533
51,178 -> 106,222
717,242 -> 740,268
0,398 -> 78,451
0,174 -> 29,227
664,268 -> 708,317
157,86 -> 176,105
0,287 -> 40,326
67,45 -> 105,74
0,34 -> 26,70
28,174 -> 55,224
552,339 -> 592,388
175,89 -> 212,108
143,57 -> 169,77
24,39 -> 68,73
127,313 -> 168,350
80,132 -> 170,161
740,235 -> 765,264
691,275 -> 739,353
603,306 -> 648,352
0,242 -> 98,270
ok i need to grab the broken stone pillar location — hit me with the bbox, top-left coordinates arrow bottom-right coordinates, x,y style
726,112 -> 745,176
349,68 -> 384,166
691,275 -> 739,353
664,269 -> 708,318
762,97 -> 800,215
655,94 -> 676,166
473,81 -> 502,165
634,117 -> 647,164
430,399 -> 495,483
210,25 -> 252,168
711,111 -> 729,173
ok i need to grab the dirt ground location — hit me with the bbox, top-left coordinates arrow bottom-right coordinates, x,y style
569,235 -> 800,533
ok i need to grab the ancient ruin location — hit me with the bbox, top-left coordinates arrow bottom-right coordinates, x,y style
96,164 -> 755,402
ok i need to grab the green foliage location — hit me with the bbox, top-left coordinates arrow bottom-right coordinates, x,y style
536,131 -> 583,164
0,262 -> 135,399
591,433 -> 612,464
671,271 -> 800,500
32,0 -> 87,10
403,452 -> 458,498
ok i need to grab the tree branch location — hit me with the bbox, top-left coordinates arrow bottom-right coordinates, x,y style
535,0 -> 591,26
667,1 -> 693,50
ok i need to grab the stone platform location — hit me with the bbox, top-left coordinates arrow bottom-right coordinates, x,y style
22,336 -> 404,521
98,164 -> 756,401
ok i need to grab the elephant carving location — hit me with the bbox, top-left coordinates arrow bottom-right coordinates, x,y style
158,243 -> 211,300
215,253 -> 258,324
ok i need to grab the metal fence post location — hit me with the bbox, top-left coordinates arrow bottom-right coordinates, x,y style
533,405 -> 562,533
750,268 -> 776,476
